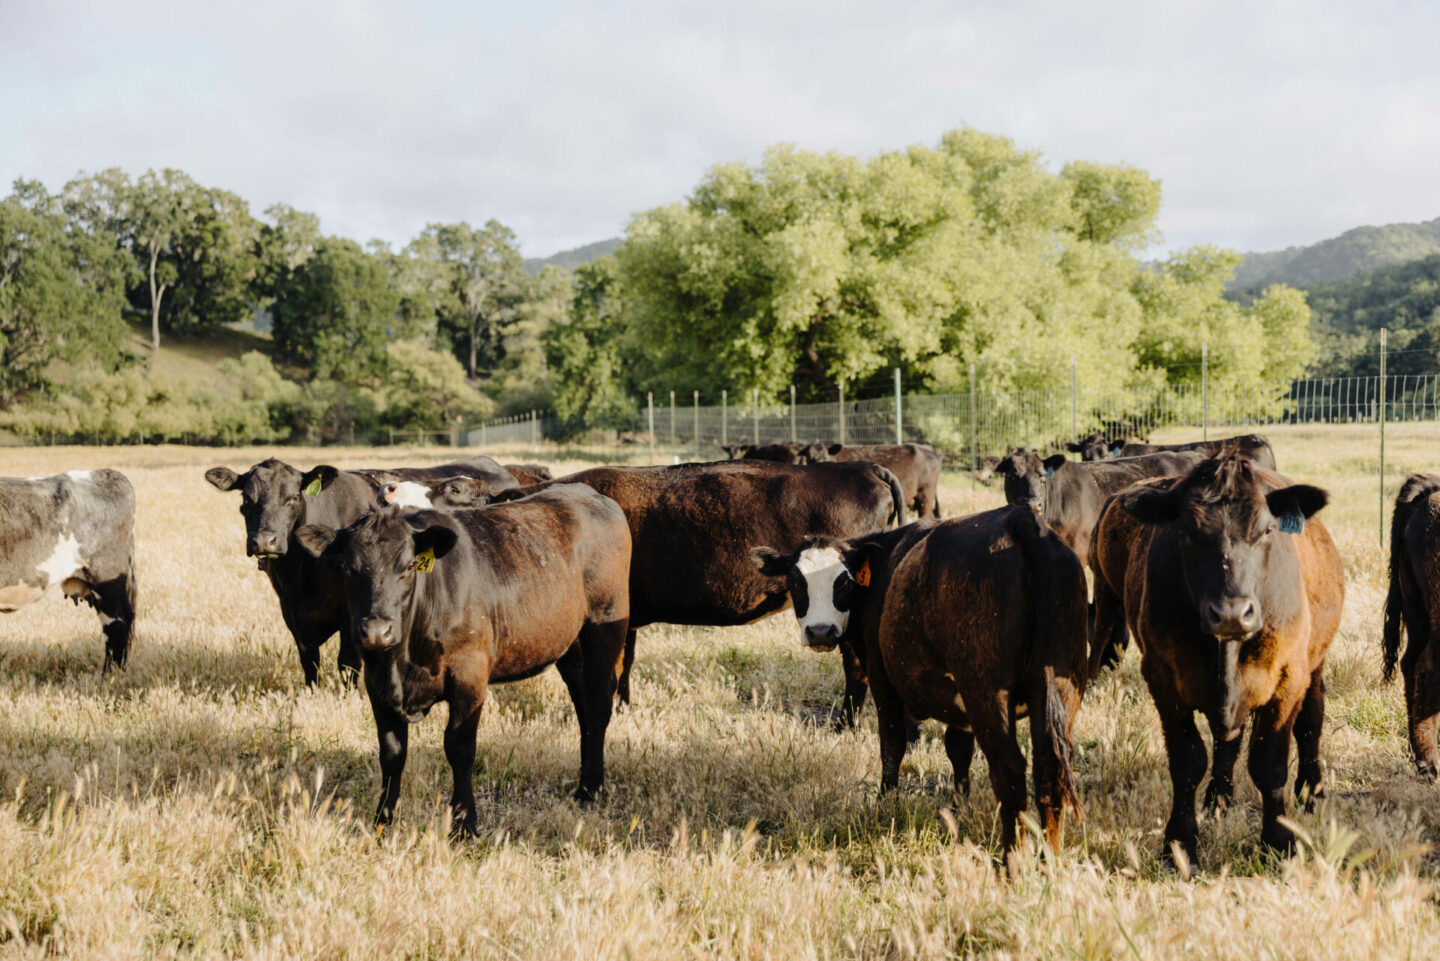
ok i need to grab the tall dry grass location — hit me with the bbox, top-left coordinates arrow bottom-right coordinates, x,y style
2,431 -> 1439,959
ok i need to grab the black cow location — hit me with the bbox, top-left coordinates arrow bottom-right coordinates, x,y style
750,507 -> 1088,857
296,485 -> 631,834
0,470 -> 137,668
495,459 -> 906,723
1383,473 -> 1440,779
204,456 -> 517,684
722,443 -> 805,464
801,443 -> 943,520
1118,433 -> 1276,470
995,447 -> 1207,566
1066,434 -> 1123,462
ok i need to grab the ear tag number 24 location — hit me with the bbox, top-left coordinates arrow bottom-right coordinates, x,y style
412,548 -> 436,573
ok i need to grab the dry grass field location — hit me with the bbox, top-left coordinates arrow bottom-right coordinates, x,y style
3,426 -> 1440,959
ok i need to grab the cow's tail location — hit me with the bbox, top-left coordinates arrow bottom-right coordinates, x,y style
1008,508 -> 1085,820
875,465 -> 907,527
1384,474 -> 1440,682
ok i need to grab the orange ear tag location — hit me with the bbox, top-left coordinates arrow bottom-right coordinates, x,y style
855,560 -> 871,587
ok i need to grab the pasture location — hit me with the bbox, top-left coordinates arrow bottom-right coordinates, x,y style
3,428 -> 1440,959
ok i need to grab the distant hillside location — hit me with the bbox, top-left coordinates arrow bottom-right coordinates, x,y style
1231,216 -> 1440,290
524,237 -> 623,274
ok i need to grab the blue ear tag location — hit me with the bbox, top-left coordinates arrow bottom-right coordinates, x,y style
1278,509 -> 1305,534
1045,466 -> 1055,479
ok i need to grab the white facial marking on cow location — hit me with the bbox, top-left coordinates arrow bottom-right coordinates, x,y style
66,470 -> 93,482
795,545 -> 848,647
37,533 -> 84,591
383,481 -> 433,509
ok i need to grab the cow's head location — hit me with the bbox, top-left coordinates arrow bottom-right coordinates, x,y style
749,536 -> 879,651
801,442 -> 843,464
721,444 -> 750,460
1117,452 -> 1327,642
205,460 -> 341,558
296,507 -> 459,652
993,448 -> 1067,514
1067,434 -> 1116,462
379,476 -> 492,510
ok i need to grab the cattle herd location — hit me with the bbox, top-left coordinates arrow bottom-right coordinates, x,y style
3,433 -> 1439,872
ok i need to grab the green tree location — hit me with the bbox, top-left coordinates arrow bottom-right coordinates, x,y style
270,237 -> 399,384
379,339 -> 494,431
544,256 -> 636,436
409,220 -> 527,378
0,179 -> 131,405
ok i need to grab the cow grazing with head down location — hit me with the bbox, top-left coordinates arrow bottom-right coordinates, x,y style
1098,451 -> 1342,868
801,442 -> 943,520
750,506 -> 1088,857
1067,434 -> 1123,462
204,455 -> 518,684
502,463 -> 553,485
994,447 -> 1207,566
296,484 -> 631,834
0,470 -> 138,669
1119,433 -> 1276,469
492,459 -> 906,723
1382,473 -> 1440,779
722,443 -> 805,464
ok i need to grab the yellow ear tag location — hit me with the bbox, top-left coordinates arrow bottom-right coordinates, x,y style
304,477 -> 323,497
412,548 -> 436,573
855,560 -> 871,587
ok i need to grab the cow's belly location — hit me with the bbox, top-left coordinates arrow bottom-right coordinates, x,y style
0,582 -> 45,612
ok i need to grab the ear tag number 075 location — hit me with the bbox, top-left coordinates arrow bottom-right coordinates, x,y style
412,548 -> 436,573
1278,508 -> 1305,535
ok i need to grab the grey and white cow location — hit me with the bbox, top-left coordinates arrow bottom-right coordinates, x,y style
0,469 -> 138,668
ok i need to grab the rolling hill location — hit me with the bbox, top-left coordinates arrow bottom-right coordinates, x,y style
523,237 -> 623,274
1230,216 -> 1440,291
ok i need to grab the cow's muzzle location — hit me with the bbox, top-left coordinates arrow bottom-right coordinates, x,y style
359,617 -> 398,650
803,624 -> 840,652
1202,597 -> 1261,639
248,532 -> 286,559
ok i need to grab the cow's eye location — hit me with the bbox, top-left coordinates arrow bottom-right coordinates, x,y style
287,494 -> 301,505
1264,523 -> 1276,537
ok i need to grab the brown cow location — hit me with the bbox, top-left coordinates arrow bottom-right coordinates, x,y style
503,463 -> 553,485
1382,473 -> 1440,779
296,484 -> 631,835
1119,433 -> 1277,470
495,459 -> 906,721
802,442 -> 943,520
722,443 -> 805,464
750,506 -> 1088,856
1101,452 -> 1342,867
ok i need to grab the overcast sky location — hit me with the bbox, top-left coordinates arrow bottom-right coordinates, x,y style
2,0 -> 1436,259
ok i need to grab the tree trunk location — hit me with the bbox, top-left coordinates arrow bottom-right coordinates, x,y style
148,245 -> 162,351
468,313 -> 480,378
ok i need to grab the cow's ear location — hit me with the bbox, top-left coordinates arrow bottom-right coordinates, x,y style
205,467 -> 241,491
845,540 -> 888,587
1267,484 -> 1328,523
828,444 -> 843,455
1043,454 -> 1067,476
1111,443 -> 1125,455
299,465 -> 341,496
1066,442 -> 1083,453
994,458 -> 1015,476
296,524 -> 340,558
749,546 -> 790,577
412,523 -> 459,560
1117,486 -> 1180,525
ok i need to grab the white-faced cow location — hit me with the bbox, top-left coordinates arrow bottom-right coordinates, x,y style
1098,452 -> 1342,869
750,506 -> 1089,857
0,470 -> 137,669
295,484 -> 631,835
204,456 -> 518,684
491,459 -> 906,725
801,442 -> 943,520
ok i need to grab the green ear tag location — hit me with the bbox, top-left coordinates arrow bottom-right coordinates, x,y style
304,476 -> 323,497
413,548 -> 436,573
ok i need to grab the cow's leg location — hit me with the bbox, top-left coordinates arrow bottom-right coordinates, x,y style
92,568 -> 137,671
575,620 -> 624,802
944,725 -> 975,795
1405,633 -> 1440,780
1154,700 -> 1207,871
555,644 -> 589,773
364,679 -> 410,829
963,688 -> 1029,858
1203,719 -> 1242,812
336,625 -> 361,687
868,656 -> 910,791
1293,667 -> 1327,807
444,687 -> 486,839
837,640 -> 868,730
1248,701 -> 1298,854
615,627 -> 638,707
1088,579 -> 1129,678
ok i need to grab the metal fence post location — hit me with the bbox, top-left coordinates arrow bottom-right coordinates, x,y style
669,390 -> 676,448
969,362 -> 978,472
790,385 -> 797,444
838,379 -> 846,446
1201,343 -> 1209,440
722,389 -> 728,447
647,392 -> 655,463
752,388 -> 760,445
894,367 -> 903,444
693,390 -> 700,459
1069,355 -> 1077,443
1380,327 -> 1388,545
